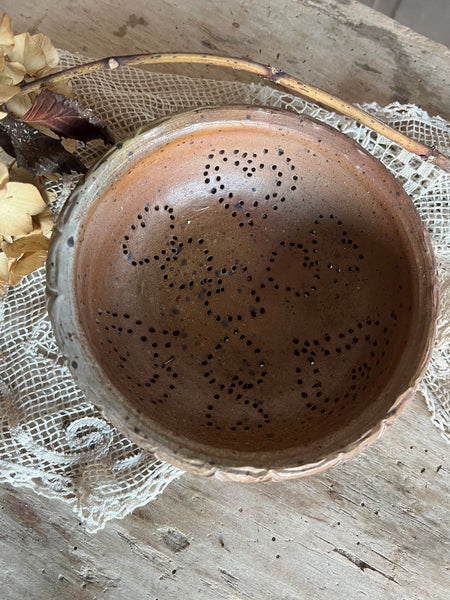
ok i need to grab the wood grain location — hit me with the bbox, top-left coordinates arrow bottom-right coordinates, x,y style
2,0 -> 450,119
0,2 -> 449,598
1,397 -> 448,599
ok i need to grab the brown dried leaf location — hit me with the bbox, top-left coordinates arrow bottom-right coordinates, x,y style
0,14 -> 14,54
21,88 -> 114,144
0,113 -> 87,176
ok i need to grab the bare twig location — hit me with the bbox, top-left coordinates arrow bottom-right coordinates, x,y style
16,52 -> 450,173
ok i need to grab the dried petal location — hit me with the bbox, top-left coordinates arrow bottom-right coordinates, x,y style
12,247 -> 48,277
2,232 -> 49,258
1,233 -> 48,284
6,267 -> 22,286
0,82 -> 19,103
6,92 -> 33,117
34,204 -> 54,235
32,33 -> 59,75
0,249 -> 22,287
0,250 -> 7,274
0,180 -> 48,236
61,137 -> 77,154
5,162 -> 56,206
8,33 -> 47,76
0,14 -> 14,54
0,50 -> 5,72
0,250 -> 10,292
0,161 -> 8,187
1,60 -> 26,85
47,78 -> 73,100
33,123 -> 61,140
4,162 -> 36,185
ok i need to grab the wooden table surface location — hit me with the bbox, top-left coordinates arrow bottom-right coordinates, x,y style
1,2 -> 449,599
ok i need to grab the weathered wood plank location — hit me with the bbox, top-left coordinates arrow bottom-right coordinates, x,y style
0,2 -> 448,598
2,0 -> 450,118
1,397 -> 448,599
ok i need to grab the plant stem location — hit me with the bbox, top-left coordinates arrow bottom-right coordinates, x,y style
16,52 -> 450,173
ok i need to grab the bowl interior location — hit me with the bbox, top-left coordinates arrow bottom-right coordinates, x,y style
56,107 -> 436,476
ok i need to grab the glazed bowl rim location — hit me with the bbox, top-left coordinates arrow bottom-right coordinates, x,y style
46,105 -> 439,481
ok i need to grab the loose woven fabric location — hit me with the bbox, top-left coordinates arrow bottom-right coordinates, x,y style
0,51 -> 449,532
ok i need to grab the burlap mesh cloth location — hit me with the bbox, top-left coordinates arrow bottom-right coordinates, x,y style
1,51 -> 449,532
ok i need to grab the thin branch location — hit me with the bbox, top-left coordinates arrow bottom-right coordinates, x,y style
16,52 -> 450,173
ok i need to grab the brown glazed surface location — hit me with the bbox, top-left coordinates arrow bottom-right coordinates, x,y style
49,107 -> 438,480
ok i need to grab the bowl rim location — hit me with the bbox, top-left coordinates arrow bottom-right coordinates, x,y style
46,105 -> 440,482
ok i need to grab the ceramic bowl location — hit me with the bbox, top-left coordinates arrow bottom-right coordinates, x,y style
47,106 -> 438,481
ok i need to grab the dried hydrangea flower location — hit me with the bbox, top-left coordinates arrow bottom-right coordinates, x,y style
0,13 -> 14,54
1,233 -> 49,284
0,161 -> 53,293
0,14 -> 20,102
0,13 -> 72,116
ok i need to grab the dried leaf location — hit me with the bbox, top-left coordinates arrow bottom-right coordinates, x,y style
21,88 -> 114,144
0,113 -> 87,176
0,14 -> 14,54
8,33 -> 47,76
0,179 -> 49,237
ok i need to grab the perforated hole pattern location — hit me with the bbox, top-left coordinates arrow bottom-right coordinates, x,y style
75,113 -> 415,456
